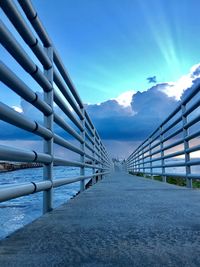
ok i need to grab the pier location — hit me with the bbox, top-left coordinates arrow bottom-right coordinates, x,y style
1,1 -> 200,266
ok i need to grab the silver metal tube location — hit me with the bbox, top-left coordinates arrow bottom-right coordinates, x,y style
53,157 -> 85,168
85,120 -> 94,136
181,104 -> 192,188
0,20 -> 52,92
0,145 -> 35,162
185,129 -> 200,142
54,90 -> 83,131
43,46 -> 54,213
0,183 -> 35,203
128,80 -> 200,163
80,109 -> 85,192
0,62 -> 52,116
1,0 -> 111,209
53,70 -> 83,119
184,114 -> 200,129
1,0 -> 51,69
18,0 -> 52,46
0,144 -> 52,164
54,134 -> 84,155
85,111 -> 94,131
18,0 -> 86,110
92,129 -> 96,185
54,113 -> 83,143
85,131 -> 95,145
85,142 -> 95,153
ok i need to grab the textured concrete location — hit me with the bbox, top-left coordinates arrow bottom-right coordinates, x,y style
0,172 -> 200,267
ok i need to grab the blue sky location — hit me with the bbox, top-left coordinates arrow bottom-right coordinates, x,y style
31,0 -> 200,103
1,0 -> 200,158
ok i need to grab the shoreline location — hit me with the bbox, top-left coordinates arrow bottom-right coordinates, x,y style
0,162 -> 43,173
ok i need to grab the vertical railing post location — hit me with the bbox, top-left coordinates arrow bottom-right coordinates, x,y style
97,136 -> 101,181
129,157 -> 131,173
135,154 -> 137,173
142,146 -> 145,177
133,156 -> 135,173
138,152 -> 141,174
128,158 -> 131,173
92,128 -> 96,185
149,138 -> 153,179
80,108 -> 85,192
160,126 -> 166,182
181,104 -> 192,188
100,143 -> 103,179
134,154 -> 137,173
98,137 -> 101,180
43,46 -> 53,213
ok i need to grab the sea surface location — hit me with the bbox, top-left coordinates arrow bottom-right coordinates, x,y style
0,166 -> 91,240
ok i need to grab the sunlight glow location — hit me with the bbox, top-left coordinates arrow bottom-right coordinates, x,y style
12,106 -> 23,113
137,0 -> 182,79
114,90 -> 135,107
159,63 -> 200,100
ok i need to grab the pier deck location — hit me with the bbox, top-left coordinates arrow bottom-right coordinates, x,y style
0,172 -> 200,267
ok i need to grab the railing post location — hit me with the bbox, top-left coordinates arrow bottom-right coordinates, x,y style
92,128 -> 96,185
181,104 -> 192,188
97,136 -> 101,181
133,156 -> 136,173
128,158 -> 131,173
135,154 -> 137,173
100,143 -> 103,179
80,108 -> 85,192
43,46 -> 53,213
136,152 -> 139,173
160,126 -> 166,182
142,146 -> 145,177
149,138 -> 153,179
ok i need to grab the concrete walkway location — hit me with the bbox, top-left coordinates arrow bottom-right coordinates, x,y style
0,172 -> 200,267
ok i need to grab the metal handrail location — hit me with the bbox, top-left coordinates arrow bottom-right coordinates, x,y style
1,0 -> 111,213
126,79 -> 200,188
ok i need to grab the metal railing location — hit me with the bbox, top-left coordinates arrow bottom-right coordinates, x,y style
126,79 -> 200,188
0,0 -> 111,212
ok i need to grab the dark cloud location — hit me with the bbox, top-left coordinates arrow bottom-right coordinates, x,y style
191,65 -> 200,78
147,76 -> 157,84
131,83 -> 177,120
0,83 -> 185,142
85,99 -> 132,118
1,75 -> 199,158
86,83 -> 178,141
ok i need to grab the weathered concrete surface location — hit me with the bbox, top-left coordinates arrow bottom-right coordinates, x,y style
0,172 -> 200,267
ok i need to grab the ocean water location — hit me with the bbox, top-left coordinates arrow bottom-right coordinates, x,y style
0,166 -> 91,240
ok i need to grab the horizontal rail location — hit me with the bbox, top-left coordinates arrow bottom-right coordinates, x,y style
1,0 -> 111,214
0,171 -> 109,203
0,62 -> 52,116
126,79 -> 200,188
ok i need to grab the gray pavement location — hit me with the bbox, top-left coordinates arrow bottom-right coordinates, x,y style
0,172 -> 200,267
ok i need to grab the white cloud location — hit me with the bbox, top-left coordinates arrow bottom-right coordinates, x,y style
159,63 -> 200,100
114,90 -> 135,107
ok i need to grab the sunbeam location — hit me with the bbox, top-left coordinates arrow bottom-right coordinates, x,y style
137,0 -> 182,79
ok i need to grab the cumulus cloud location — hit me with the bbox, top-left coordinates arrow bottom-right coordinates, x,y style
158,63 -> 200,100
1,63 -> 200,158
85,99 -> 132,118
131,83 -> 177,120
86,83 -> 178,142
114,90 -> 135,108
